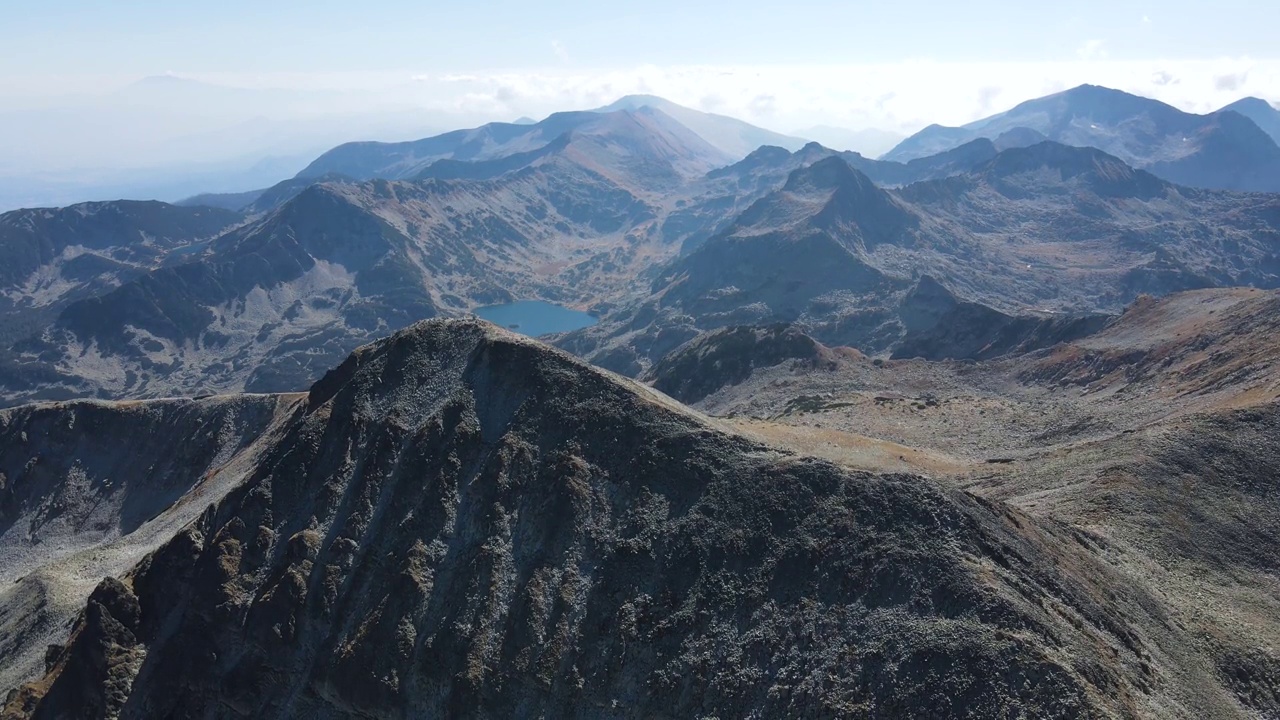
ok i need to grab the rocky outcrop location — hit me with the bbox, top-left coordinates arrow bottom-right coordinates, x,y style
892,276 -> 1112,361
1,319 -> 1191,718
0,394 -> 296,696
645,324 -> 840,404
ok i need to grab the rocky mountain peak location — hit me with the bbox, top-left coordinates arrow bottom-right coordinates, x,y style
304,317 -> 606,427
2,315 -> 1199,718
781,154 -> 870,193
977,142 -> 1169,198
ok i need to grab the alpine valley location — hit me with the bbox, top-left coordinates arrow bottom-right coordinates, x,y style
3,86 -> 1280,719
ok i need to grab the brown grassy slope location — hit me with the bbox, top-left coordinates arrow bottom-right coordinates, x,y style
673,289 -> 1280,717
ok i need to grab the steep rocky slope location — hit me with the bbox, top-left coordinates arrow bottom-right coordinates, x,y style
0,394 -> 299,695
0,319 -> 1234,719
0,202 -> 242,345
654,289 -> 1280,717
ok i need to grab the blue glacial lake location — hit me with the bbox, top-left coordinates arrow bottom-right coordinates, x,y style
474,300 -> 598,337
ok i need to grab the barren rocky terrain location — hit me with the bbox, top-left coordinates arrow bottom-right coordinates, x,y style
4,105 -> 1280,412
0,316 -> 1264,718
0,304 -> 1278,717
562,144 -> 1280,376
648,288 -> 1280,717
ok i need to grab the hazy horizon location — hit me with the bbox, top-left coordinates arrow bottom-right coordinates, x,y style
2,0 -> 1278,210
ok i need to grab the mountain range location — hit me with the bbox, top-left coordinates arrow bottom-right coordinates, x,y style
883,84 -> 1280,193
0,88 -> 1276,409
560,141 -> 1280,375
0,202 -> 241,347
3,83 -> 1280,718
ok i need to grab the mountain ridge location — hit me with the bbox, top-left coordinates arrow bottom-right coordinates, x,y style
0,317 -> 1221,718
558,141 -> 1280,375
883,84 -> 1280,192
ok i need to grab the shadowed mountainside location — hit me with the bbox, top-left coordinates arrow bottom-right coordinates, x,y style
650,289 -> 1280,717
0,393 -> 299,695
0,318 -> 1242,719
0,202 -> 242,345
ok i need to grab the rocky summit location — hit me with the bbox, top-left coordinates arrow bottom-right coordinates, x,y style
0,318 -> 1225,719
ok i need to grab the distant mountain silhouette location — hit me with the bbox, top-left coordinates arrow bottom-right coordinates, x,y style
884,84 -> 1280,192
596,95 -> 807,157
789,124 -> 906,157
1218,97 -> 1280,145
296,107 -> 732,182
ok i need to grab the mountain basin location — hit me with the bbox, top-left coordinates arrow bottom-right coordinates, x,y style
473,300 -> 597,337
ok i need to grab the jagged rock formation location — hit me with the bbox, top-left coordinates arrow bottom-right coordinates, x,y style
0,319 -> 1228,718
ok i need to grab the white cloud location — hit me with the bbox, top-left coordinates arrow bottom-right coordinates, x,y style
3,57 -> 1279,179
1076,40 -> 1108,61
551,40 -> 569,63
372,58 -> 1279,132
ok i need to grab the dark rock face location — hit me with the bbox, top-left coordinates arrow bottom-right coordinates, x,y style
0,395 -> 293,694
892,276 -> 1112,361
3,320 -> 1176,718
15,578 -> 145,720
645,324 -> 835,404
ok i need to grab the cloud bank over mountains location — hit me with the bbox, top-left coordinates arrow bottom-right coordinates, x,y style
0,57 -> 1276,210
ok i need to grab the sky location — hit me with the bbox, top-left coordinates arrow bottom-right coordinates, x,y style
1,0 -> 1278,208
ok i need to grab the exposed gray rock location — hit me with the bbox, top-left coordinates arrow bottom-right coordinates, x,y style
1,319 -> 1195,718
